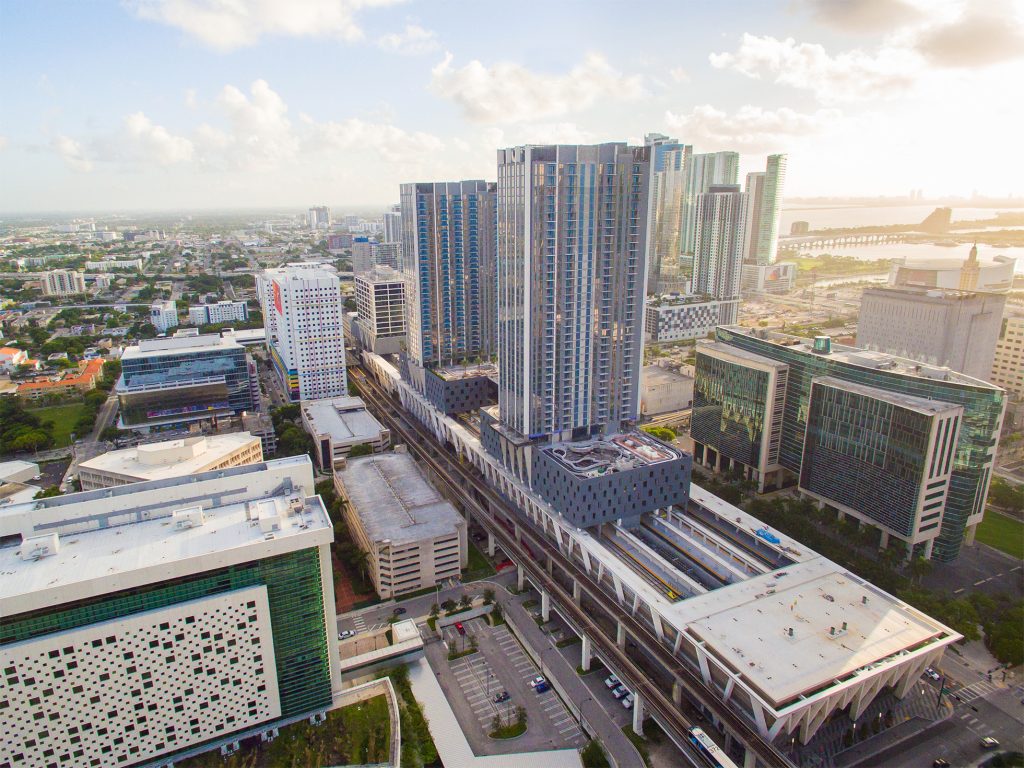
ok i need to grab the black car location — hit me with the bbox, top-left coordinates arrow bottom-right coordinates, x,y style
493,691 -> 510,703
932,759 -> 950,767
393,607 -> 407,615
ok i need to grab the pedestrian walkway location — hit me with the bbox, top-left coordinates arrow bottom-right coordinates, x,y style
953,680 -> 998,704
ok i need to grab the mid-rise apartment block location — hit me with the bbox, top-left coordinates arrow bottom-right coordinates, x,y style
353,267 -> 406,355
691,327 -> 1006,561
258,266 -> 347,402
333,451 -> 466,599
0,457 -> 340,768
188,300 -> 249,326
645,295 -> 733,342
150,300 -> 179,333
118,331 -> 258,430
42,269 -> 86,296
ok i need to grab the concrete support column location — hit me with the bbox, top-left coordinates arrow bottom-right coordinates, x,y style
964,523 -> 977,546
836,508 -> 845,522
923,537 -> 934,559
487,532 -> 496,557
776,472 -> 785,490
517,567 -> 525,592
616,621 -> 626,649
581,634 -> 592,672
672,679 -> 683,706
744,748 -> 757,768
631,692 -> 645,736
541,589 -> 550,622
724,733 -> 734,753
513,524 -> 522,543
572,578 -> 581,606
546,555 -> 554,576
879,530 -> 889,549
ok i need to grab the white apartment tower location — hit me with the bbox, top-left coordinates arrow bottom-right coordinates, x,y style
42,269 -> 86,296
307,205 -> 331,230
149,300 -> 179,333
743,154 -> 787,266
681,151 -> 740,256
692,185 -> 748,325
258,266 -> 347,402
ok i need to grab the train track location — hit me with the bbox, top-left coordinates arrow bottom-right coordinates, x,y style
349,363 -> 794,768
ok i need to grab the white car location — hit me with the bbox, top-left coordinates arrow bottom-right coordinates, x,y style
925,668 -> 941,681
604,674 -> 620,689
622,694 -> 635,709
612,685 -> 628,699
338,630 -> 354,640
529,676 -> 547,689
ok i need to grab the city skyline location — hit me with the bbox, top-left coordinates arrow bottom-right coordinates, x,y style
3,0 -> 1024,212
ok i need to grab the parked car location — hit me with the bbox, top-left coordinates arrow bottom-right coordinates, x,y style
529,676 -> 547,689
604,674 -> 620,689
622,694 -> 635,709
338,630 -> 354,640
925,667 -> 941,681
455,622 -> 465,635
534,682 -> 550,694
612,685 -> 628,699
494,691 -> 510,703
393,607 -> 407,615
932,759 -> 950,767
980,737 -> 1000,749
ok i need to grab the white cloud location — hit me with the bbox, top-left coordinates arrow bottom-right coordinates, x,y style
664,104 -> 839,153
126,0 -> 404,51
184,88 -> 198,109
0,136 -> 8,152
915,0 -> 1024,67
429,52 -> 644,123
669,66 -> 690,83
797,0 -> 924,32
200,79 -> 300,170
709,33 -> 919,102
51,135 -> 93,172
302,114 -> 443,161
376,24 -> 438,55
124,112 -> 194,164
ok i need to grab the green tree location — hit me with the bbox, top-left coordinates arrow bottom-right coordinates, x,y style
483,588 -> 495,605
348,443 -> 374,458
640,425 -> 677,442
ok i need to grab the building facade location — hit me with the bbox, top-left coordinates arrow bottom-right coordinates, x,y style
856,287 -> 1006,380
299,396 -> 391,470
889,248 -> 1016,293
258,266 -> 347,402
382,205 -> 402,246
188,300 -> 249,326
496,143 -> 651,441
645,134 -> 691,293
991,312 -> 1024,400
308,205 -> 331,230
150,300 -> 179,333
645,295 -> 733,342
118,332 -> 258,430
42,269 -> 86,296
740,261 -> 796,295
743,154 -> 786,266
0,457 -> 340,768
693,327 -> 1005,561
691,185 -> 747,326
353,267 -> 406,354
681,151 -> 739,256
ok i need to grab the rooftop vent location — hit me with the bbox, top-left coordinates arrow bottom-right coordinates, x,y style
20,532 -> 60,561
173,506 -> 206,530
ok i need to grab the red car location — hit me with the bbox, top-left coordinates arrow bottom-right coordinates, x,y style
455,622 -> 465,636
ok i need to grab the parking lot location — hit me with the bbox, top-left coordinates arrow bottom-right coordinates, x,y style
427,616 -> 585,755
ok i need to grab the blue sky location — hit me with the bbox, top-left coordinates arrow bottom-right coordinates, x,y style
2,0 -> 1023,212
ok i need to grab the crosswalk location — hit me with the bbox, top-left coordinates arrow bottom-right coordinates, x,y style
952,680 -> 998,704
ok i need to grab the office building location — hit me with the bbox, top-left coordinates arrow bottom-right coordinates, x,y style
494,143 -> 650,441
681,151 -> 739,256
742,154 -> 787,266
150,300 -> 179,333
0,457 -> 340,768
308,205 -> 331,230
400,180 -> 497,409
333,451 -> 466,599
740,261 -> 796,295
258,266 -> 347,402
382,204 -> 401,245
691,185 -> 747,325
118,332 -> 258,430
373,241 -> 400,270
889,247 -> 1016,292
188,300 -> 249,326
991,312 -> 1024,400
353,267 -> 406,355
692,327 -> 1006,561
77,433 -> 263,490
645,134 -> 692,293
856,287 -> 1006,380
350,237 -> 375,273
42,269 -> 86,296
645,294 -> 734,342
327,233 -> 352,252
299,396 -> 390,470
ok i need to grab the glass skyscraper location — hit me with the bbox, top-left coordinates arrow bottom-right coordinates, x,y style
644,133 -> 691,293
495,143 -> 652,440
691,185 -> 748,326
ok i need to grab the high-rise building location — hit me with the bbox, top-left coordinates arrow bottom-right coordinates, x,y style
149,300 -> 179,333
400,180 -> 497,372
495,143 -> 651,439
188,300 -> 249,326
856,286 -> 1006,380
118,331 -> 259,430
353,267 -> 406,355
691,185 -> 747,326
991,311 -> 1024,400
742,154 -> 786,266
681,151 -> 739,256
257,266 -> 347,402
307,205 -> 331,230
374,241 -> 400,270
0,457 -> 340,768
350,237 -> 375,273
382,204 -> 402,245
645,134 -> 692,294
691,326 -> 1006,561
42,269 -> 86,296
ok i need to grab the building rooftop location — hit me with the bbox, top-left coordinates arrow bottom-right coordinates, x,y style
16,358 -> 104,394
541,431 -> 682,479
335,452 -> 464,545
813,376 -> 963,415
0,457 -> 330,617
641,365 -> 694,387
647,293 -> 718,309
78,433 -> 261,482
719,325 -> 1001,389
433,362 -> 499,381
122,331 -> 243,360
698,341 -> 789,370
301,397 -> 385,443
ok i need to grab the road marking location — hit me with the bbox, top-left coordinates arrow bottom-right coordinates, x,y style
973,579 -> 986,586
953,588 -> 965,595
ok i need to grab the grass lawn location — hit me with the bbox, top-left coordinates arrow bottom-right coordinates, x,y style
29,403 -> 89,447
977,510 -> 1024,560
463,539 -> 496,581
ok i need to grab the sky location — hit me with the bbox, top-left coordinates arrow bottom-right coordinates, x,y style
2,0 -> 1024,212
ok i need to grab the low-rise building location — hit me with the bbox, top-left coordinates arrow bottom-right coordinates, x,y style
740,261 -> 796,295
645,295 -> 733,343
0,460 -> 40,484
0,346 -> 28,372
0,457 -> 340,768
300,396 -> 390,470
189,300 -> 249,326
78,433 -> 263,490
640,364 -> 694,415
334,451 -> 466,599
16,358 -> 105,401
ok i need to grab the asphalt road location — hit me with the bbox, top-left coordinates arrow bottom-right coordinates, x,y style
90,393 -> 119,441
